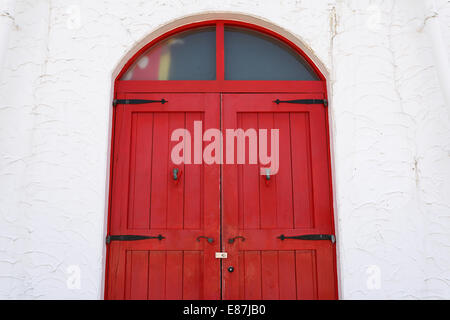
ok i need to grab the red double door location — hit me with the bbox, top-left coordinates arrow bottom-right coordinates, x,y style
105,93 -> 337,300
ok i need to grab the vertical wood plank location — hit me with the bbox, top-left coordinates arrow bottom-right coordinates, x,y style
110,106 -> 132,234
244,251 -> 262,299
126,251 -> 149,300
278,251 -> 297,300
295,250 -> 317,300
127,114 -> 138,229
316,246 -> 337,299
241,113 -> 260,229
128,113 -> 153,229
183,251 -> 202,299
259,112 -> 277,229
274,113 -> 294,229
167,112 -> 185,229
150,113 -> 169,229
261,251 -> 279,299
309,109 -> 333,229
148,251 -> 166,300
166,251 -> 183,299
238,250 -> 245,299
107,243 -> 126,300
290,113 -> 314,229
184,112 -> 203,229
125,250 -> 132,299
237,113 -> 244,231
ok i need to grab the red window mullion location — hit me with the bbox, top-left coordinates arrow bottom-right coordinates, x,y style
216,22 -> 225,82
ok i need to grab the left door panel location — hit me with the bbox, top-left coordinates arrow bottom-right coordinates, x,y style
106,93 -> 221,300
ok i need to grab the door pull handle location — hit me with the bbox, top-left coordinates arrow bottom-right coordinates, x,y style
228,236 -> 246,244
264,168 -> 271,185
172,167 -> 182,184
196,236 -> 214,243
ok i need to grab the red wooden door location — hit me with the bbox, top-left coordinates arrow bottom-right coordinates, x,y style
105,93 -> 221,300
222,93 -> 337,300
106,92 -> 337,300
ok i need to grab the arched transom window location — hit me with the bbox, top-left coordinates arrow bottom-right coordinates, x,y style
120,23 -> 320,82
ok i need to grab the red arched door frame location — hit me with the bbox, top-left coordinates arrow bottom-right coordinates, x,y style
114,20 -> 327,92
105,20 -> 337,300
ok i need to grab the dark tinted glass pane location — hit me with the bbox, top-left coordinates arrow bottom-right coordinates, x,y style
121,27 -> 215,80
225,26 -> 318,80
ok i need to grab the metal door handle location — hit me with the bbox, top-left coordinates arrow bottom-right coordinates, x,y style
228,236 -> 245,244
196,236 -> 214,243
173,168 -> 180,181
263,168 -> 271,185
172,167 -> 182,184
265,168 -> 271,181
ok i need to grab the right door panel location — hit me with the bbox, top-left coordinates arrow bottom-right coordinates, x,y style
222,93 -> 337,300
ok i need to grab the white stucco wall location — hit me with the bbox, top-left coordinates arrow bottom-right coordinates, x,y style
0,0 -> 449,299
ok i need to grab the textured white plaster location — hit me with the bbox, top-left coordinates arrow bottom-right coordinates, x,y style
0,0 -> 449,299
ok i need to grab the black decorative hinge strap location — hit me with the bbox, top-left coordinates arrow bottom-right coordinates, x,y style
277,234 -> 336,243
273,99 -> 328,107
113,99 -> 168,106
106,234 -> 165,244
